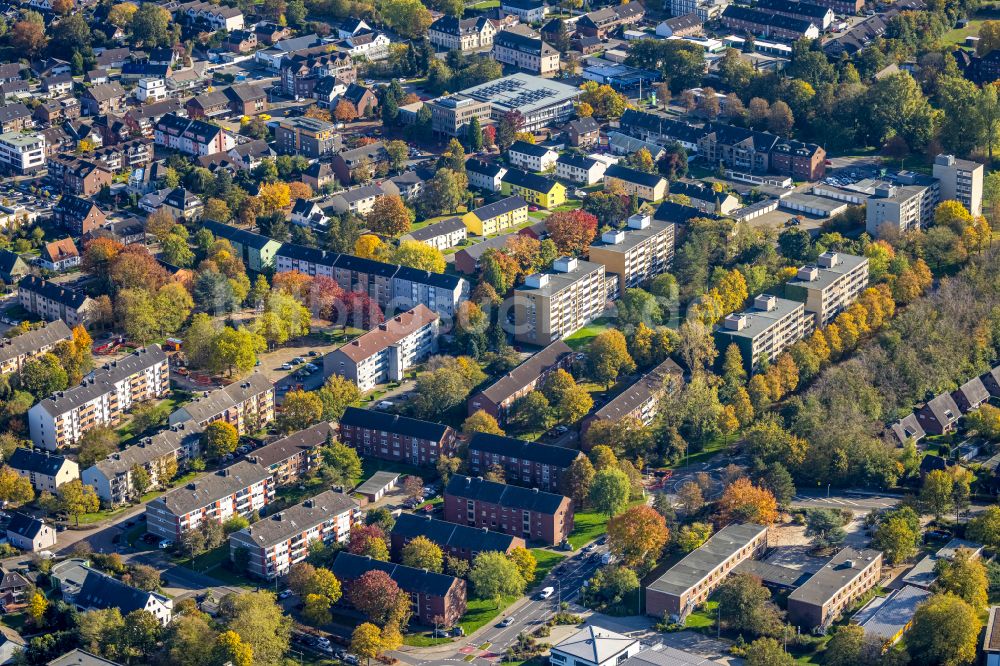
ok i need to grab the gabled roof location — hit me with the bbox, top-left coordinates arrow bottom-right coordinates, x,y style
42,238 -> 79,264
653,200 -> 707,224
76,568 -> 166,615
150,461 -> 270,516
391,513 -> 520,553
605,164 -> 666,189
0,103 -> 32,125
466,159 -> 506,178
6,512 -> 47,540
922,392 -> 961,427
469,195 -> 528,222
469,432 -> 581,468
509,140 -> 555,158
331,552 -> 460,596
245,421 -> 334,468
171,373 -> 273,426
502,168 -> 561,194
0,320 -> 72,367
332,305 -> 439,363
474,340 -> 573,406
19,276 -> 91,310
403,217 -> 465,242
9,447 -> 73,478
83,82 -> 126,103
340,407 -> 451,442
445,474 -> 569,514
202,220 -> 278,251
889,413 -> 924,445
235,489 -> 358,548
566,116 -> 600,135
953,377 -> 990,411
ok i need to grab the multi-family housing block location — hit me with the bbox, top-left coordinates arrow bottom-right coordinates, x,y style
721,5 -> 820,40
400,218 -> 468,252
229,490 -> 360,579
443,474 -> 574,546
146,461 -> 274,542
603,165 -> 668,202
508,141 -> 559,172
243,421 -> 333,485
338,407 -> 457,466
787,548 -> 883,629
274,117 -> 338,158
587,213 -> 675,298
18,276 -> 99,328
493,30 -> 560,75
783,251 -> 869,327
429,16 -> 497,51
82,422 -> 202,505
461,196 -> 529,236
0,132 -> 45,175
8,448 -> 79,493
513,256 -> 608,345
467,340 -> 573,422
714,294 -> 809,373
555,153 -> 607,186
933,153 -> 984,216
28,346 -> 170,450
322,305 -> 440,391
865,177 -> 940,238
466,432 -> 582,494
168,373 -> 275,434
154,113 -> 236,157
390,513 -> 526,563
583,358 -> 684,436
0,320 -> 72,377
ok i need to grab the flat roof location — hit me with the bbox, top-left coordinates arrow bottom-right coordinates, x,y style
647,523 -> 767,598
355,471 -> 400,496
459,73 -> 580,116
516,259 -> 604,298
900,537 -> 982,588
715,297 -> 803,340
787,548 -> 881,608
781,192 -> 849,213
785,253 -> 868,292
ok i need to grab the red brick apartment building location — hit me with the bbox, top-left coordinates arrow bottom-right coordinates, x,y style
338,407 -> 457,467
466,340 -> 573,422
466,432 -> 582,494
770,140 -> 826,181
390,513 -> 526,563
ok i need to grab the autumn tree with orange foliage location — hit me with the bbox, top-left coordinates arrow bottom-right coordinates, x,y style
82,237 -> 125,282
545,210 -> 598,255
287,181 -> 314,201
272,270 -> 313,301
717,478 -> 778,525
606,504 -> 669,572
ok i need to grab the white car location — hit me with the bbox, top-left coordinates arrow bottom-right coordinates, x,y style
538,587 -> 555,600
498,617 -> 514,627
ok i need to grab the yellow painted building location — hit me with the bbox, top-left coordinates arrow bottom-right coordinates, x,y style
461,195 -> 529,236
501,168 -> 566,209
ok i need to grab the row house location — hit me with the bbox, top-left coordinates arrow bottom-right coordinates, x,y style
146,461 -> 274,542
154,113 -> 236,157
443,474 -> 573,546
467,340 -> 573,422
429,16 -> 498,51
466,432 -> 582,494
720,5 -> 820,40
18,275 -> 100,328
33,98 -> 80,125
244,421 -> 333,485
755,0 -> 834,30
575,3 -> 645,38
0,320 -> 72,377
8,447 -> 78,493
168,372 -> 275,434
230,490 -> 361,579
82,422 -> 202,505
390,513 -> 526,563
332,552 -> 468,626
175,1 -> 245,31
338,407 -> 457,466
27,346 -> 170,450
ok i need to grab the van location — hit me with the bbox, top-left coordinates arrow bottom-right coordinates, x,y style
538,587 -> 555,600
601,552 -> 615,565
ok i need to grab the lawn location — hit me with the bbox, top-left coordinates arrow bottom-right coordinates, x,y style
942,7 -> 1000,45
567,510 -> 610,550
530,548 -> 566,585
404,633 -> 454,647
565,317 -> 614,350
459,595 -> 518,635
468,0 -> 499,7
685,600 -> 718,629
669,434 -> 735,469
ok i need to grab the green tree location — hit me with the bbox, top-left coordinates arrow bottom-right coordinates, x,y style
276,390 -> 323,433
58,479 -> 100,525
967,505 -> 1000,549
202,421 -> 239,459
320,440 -> 363,487
907,592 -> 981,666
936,548 -> 988,612
872,511 -> 919,565
401,535 -> 444,572
588,468 -> 631,518
217,591 -> 292,666
716,573 -> 784,638
77,426 -> 120,468
19,353 -> 68,399
804,508 -> 846,550
317,375 -> 362,421
588,330 -> 635,387
745,638 -> 794,666
469,551 -> 526,607
510,391 -> 553,432
920,469 -> 954,518
351,623 -> 383,666
562,455 -> 595,508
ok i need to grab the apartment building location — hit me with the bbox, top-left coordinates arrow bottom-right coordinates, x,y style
322,305 -> 440,391
668,181 -> 740,214
0,320 -> 72,377
244,422 -> 332,485
604,165 -> 668,202
175,0 -> 245,30
280,51 -> 357,98
443,474 -> 574,546
400,217 -> 468,251
28,346 -> 170,450
556,153 -> 606,186
865,180 -> 940,238
787,548 -> 883,629
429,94 -> 493,138
168,373 -> 275,434
274,117 -> 338,158
330,142 -> 386,185
8,448 -> 78,493
0,132 -> 45,175
698,123 -> 779,174
582,359 -> 684,438
770,139 -> 826,181
493,30 -> 560,76
755,0 -> 834,29
784,251 -> 869,327
576,3 -> 645,37
429,15 -> 497,51
588,213 -> 675,298
390,513 -> 526,564
513,256 -> 608,345
721,5 -> 820,40
933,153 -> 984,216
508,141 -> 558,172
332,552 -> 468,626
467,432 -> 583,494
80,83 -> 127,116
154,113 -> 236,157
467,159 -> 508,192
18,276 -> 99,328
462,196 -> 529,236
146,461 -> 274,542
0,103 -> 32,133
714,294 -> 809,373
82,422 -> 202,505
501,168 -> 567,209
338,407 -> 457,466
230,490 -> 360,579
501,0 -> 548,22
467,340 -> 573,422
202,220 -> 282,273
646,523 -> 768,620
53,195 -> 107,236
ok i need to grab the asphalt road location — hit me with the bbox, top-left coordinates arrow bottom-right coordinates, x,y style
790,490 -> 901,512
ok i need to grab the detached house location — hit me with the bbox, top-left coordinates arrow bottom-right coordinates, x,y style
8,448 -> 78,493
429,16 -> 497,52
39,238 -> 80,273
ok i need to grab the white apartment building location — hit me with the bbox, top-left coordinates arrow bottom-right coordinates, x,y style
229,490 -> 360,579
588,214 -> 675,298
865,180 -> 940,239
323,304 -> 441,391
784,251 -> 869,328
714,294 -> 808,373
0,132 -> 45,175
513,257 -> 608,345
28,346 -> 170,450
555,153 -> 607,185
508,141 -> 558,172
168,372 -> 275,434
146,461 -> 274,542
0,320 -> 72,377
136,78 -> 167,103
177,1 -> 245,31
933,153 -> 984,217
429,16 -> 497,52
493,30 -> 560,76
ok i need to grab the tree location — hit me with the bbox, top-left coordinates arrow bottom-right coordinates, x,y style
677,481 -> 704,515
303,593 -> 333,626
511,391 -> 554,433
873,511 -> 919,564
393,240 -> 445,273
27,589 -> 47,626
546,210 -> 598,255
588,330 -> 635,387
907,593 -> 981,666
320,441 -> 363,488
804,509 -> 846,550
276,390 -> 323,433
401,536 -> 444,572
217,591 -> 292,666
348,524 -> 390,561
717,573 -> 784,638
351,623 -> 383,665
125,563 -> 161,591
542,370 -> 593,424
335,99 -> 358,123
214,630 -> 253,666
349,570 -> 405,625
967,505 -> 1000,549
76,426 -> 120,468
367,195 -> 412,237
0,466 -> 33,506
19,353 -> 68,399
462,410 -> 504,437
717,478 -> 778,525
58,479 -> 100,525
607,505 -> 668,571
385,140 -> 408,173
921,469 -> 954,518
317,375 -> 362,421
766,101 -> 794,135
674,522 -> 713,553
745,638 -> 794,666
936,548 -> 988,612
10,21 -> 47,57
562,456 -> 595,508
469,551 -> 526,607
589,468 -> 631,518
201,421 -> 239,460
508,547 -> 537,584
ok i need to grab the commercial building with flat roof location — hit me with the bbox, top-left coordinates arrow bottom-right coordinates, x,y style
588,213 -> 675,298
453,73 -> 580,132
513,256 -> 607,345
714,294 -> 808,373
0,131 -> 45,174
645,523 -> 768,620
784,251 -> 869,327
787,547 -> 882,630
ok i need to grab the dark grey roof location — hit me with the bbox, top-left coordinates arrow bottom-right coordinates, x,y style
557,153 -> 599,170
76,569 -> 166,615
922,392 -> 961,428
235,490 -> 358,548
391,513 -> 520,553
566,116 -> 600,134
787,547 -> 882,607
953,377 -> 990,411
246,421 -> 334,468
6,512 -> 46,540
591,358 -> 683,421
83,83 -> 126,103
202,220 -> 276,251
501,168 -> 560,193
509,140 -> 555,158
466,159 -> 505,178
661,13 -> 702,30
889,413 -> 924,445
331,552 -> 460,596
647,523 -> 768,597
91,422 -> 202,477
19,276 -> 91,310
150,461 -> 270,516
755,0 -> 831,19
619,648 -> 716,666
653,201 -> 707,224
48,649 -> 123,666
0,320 -> 72,367
404,217 -> 466,242
853,584 -> 930,641
605,164 -> 666,189
445,474 -> 568,514
0,103 -> 31,124
340,407 -> 451,442
469,432 -> 581,468
9,447 -> 73,478
172,373 -> 272,425
734,559 -> 810,587
470,196 -> 528,222
474,340 -> 572,405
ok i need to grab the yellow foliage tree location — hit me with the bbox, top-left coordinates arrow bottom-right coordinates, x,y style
717,478 -> 778,525
257,182 -> 291,213
354,234 -> 388,261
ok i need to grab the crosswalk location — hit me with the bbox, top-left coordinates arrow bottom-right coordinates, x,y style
791,494 -> 899,509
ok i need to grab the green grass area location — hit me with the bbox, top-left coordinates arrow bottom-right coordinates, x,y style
565,317 -> 614,350
530,548 -> 566,585
685,600 -> 718,629
567,511 -> 610,550
942,7 -> 1000,45
668,434 -> 735,469
468,0 -> 500,7
404,633 -> 454,647
459,595 -> 518,635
